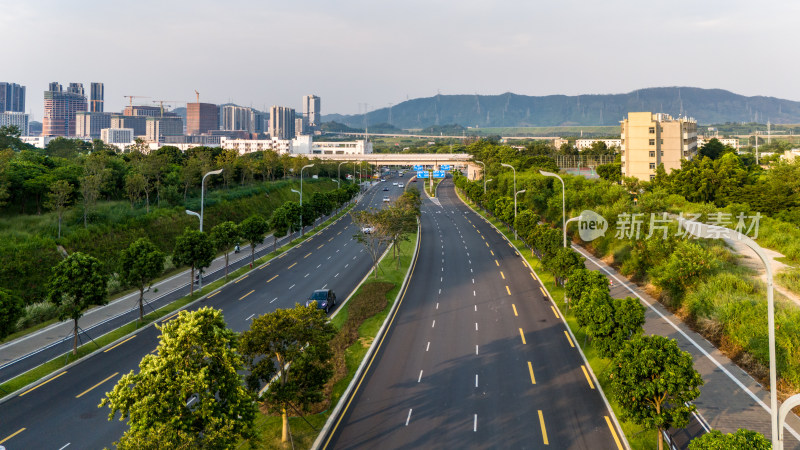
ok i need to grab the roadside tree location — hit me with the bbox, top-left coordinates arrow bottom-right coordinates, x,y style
119,238 -> 165,321
351,209 -> 390,278
0,287 -> 23,339
240,304 -> 336,443
210,221 -> 240,277
100,307 -> 256,448
239,215 -> 268,267
172,228 -> 215,295
688,428 -> 770,450
609,335 -> 703,450
45,179 -> 73,239
47,252 -> 108,355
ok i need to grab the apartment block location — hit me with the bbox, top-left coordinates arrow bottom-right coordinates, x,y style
620,112 -> 697,181
220,105 -> 254,132
0,82 -> 26,113
111,115 -> 147,137
0,112 -> 29,135
146,116 -> 184,142
43,82 -> 88,136
90,82 -> 104,112
75,111 -> 112,139
269,106 -> 295,139
303,94 -> 321,127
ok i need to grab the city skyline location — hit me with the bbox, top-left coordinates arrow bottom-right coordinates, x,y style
3,0 -> 800,121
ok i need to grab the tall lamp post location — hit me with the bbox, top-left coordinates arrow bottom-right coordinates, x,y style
337,161 -> 347,188
300,164 -> 314,235
540,170 -> 567,247
513,189 -> 526,240
475,160 -> 487,193
184,168 -> 223,289
678,218 -> 780,448
500,162 -> 517,225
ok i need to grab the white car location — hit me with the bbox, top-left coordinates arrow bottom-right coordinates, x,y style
361,226 -> 375,234
383,196 -> 390,202
392,182 -> 398,186
398,183 -> 405,188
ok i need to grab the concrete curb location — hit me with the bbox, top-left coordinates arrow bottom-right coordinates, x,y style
0,199 -> 362,406
453,186 -> 631,450
312,218 -> 422,449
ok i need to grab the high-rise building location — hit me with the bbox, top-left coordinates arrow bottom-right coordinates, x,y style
0,82 -> 26,113
220,105 -> 254,132
303,95 -> 321,128
123,105 -> 162,117
0,112 -> 29,135
75,112 -> 112,139
269,106 -> 295,139
620,112 -> 698,181
90,82 -> 104,112
146,116 -> 184,142
295,117 -> 305,136
111,115 -> 147,137
43,82 -> 88,137
253,110 -> 269,134
187,102 -> 219,135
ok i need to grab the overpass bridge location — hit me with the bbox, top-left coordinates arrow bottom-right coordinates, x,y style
310,153 -> 482,179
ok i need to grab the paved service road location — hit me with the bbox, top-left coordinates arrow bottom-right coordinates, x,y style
0,176 -> 405,449
325,179 -> 624,449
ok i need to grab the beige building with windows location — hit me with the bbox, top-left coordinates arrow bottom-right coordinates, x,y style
620,112 -> 697,181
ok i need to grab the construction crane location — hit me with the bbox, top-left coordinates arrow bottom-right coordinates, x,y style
152,100 -> 186,117
194,90 -> 200,103
124,95 -> 150,107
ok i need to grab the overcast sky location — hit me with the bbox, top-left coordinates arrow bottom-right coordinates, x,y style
4,0 -> 799,121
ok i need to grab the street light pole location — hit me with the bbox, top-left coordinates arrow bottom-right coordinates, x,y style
300,164 -> 314,235
475,160 -> 487,193
513,189 -> 526,240
337,161 -> 347,188
200,169 -> 223,232
540,170 -> 567,247
678,218 -> 779,448
500,162 -> 517,224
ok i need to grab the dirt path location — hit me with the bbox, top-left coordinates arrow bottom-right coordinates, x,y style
722,235 -> 800,305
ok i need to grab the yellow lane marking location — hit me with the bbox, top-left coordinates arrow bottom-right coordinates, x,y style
581,365 -> 596,389
235,274 -> 249,283
208,290 -> 221,298
162,312 -> 180,323
485,242 -> 489,247
0,428 -> 25,444
539,286 -> 547,298
564,331 -> 575,347
304,252 -> 312,258
288,262 -> 297,269
495,260 -> 499,266
500,271 -> 505,280
267,275 -> 278,283
538,410 -> 549,445
490,250 -> 494,256
328,237 -> 334,242
512,304 -> 518,317
76,372 -> 119,398
104,335 -> 136,353
481,235 -> 485,240
531,272 -> 536,280
259,263 -> 269,270
551,306 -> 560,318
240,289 -> 255,300
317,244 -> 324,250
20,371 -> 68,396
522,260 -> 527,268
506,286 -> 511,295
337,231 -> 342,235
605,416 -> 624,450
508,242 -> 514,248
528,361 -> 536,384
519,328 -> 527,345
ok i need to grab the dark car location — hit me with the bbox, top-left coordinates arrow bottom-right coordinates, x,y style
383,187 -> 389,191
306,289 -> 336,313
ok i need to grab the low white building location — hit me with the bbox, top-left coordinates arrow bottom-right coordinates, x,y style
101,128 -> 134,151
575,138 -> 622,151
311,139 -> 372,155
697,137 -> 739,150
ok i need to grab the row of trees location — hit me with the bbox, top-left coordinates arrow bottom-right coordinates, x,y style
0,183 -> 360,344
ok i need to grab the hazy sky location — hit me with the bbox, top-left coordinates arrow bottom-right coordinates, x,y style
4,0 -> 799,121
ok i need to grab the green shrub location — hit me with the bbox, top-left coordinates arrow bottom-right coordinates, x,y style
17,301 -> 60,330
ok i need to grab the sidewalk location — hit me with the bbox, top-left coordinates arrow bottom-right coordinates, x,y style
573,244 -> 800,449
0,195 -> 366,380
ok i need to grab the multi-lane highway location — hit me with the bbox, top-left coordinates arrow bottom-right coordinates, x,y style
324,179 -> 624,449
0,175 -> 405,449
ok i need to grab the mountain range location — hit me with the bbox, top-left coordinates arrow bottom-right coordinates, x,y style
322,87 -> 800,129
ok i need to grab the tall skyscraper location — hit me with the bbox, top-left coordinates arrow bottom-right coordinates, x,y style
303,95 -> 321,128
269,106 -> 295,139
187,102 -> 219,135
90,82 -> 104,112
0,82 -> 26,113
43,82 -> 88,137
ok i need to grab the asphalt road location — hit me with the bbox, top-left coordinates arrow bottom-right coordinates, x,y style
324,179 -> 624,449
0,175 -> 407,449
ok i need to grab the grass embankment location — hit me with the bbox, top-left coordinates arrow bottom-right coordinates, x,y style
424,178 -> 443,197
241,232 -> 418,449
0,204 -> 355,401
455,188 -> 653,450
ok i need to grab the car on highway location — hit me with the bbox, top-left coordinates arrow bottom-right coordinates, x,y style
361,226 -> 375,234
306,289 -> 336,313
392,182 -> 398,186
398,183 -> 404,188
383,187 -> 389,191
383,196 -> 390,202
